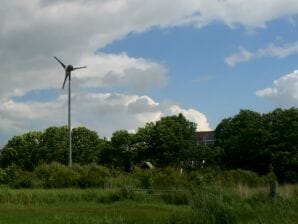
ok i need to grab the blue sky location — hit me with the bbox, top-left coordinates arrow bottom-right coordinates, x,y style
1,1 -> 298,146
101,18 -> 298,128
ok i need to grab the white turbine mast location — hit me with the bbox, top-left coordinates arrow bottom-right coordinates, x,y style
54,56 -> 86,166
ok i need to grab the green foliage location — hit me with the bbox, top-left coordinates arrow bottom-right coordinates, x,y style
41,126 -> 68,164
0,166 -> 16,185
0,184 -> 298,223
132,168 -> 154,189
0,131 -> 43,170
34,163 -> 79,188
72,127 -> 101,164
110,130 -> 134,172
215,109 -> 268,173
0,166 -> 40,188
216,169 -> 269,187
187,168 -> 275,189
132,167 -> 188,190
264,108 -> 298,183
74,163 -> 110,188
215,108 -> 298,182
151,167 -> 188,189
188,187 -> 237,224
160,191 -> 189,205
153,114 -> 197,167
0,108 -> 297,184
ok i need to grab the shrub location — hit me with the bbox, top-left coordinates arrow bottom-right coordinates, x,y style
187,171 -> 208,186
152,167 -> 188,189
0,168 -> 11,185
74,163 -> 110,188
132,167 -> 188,190
106,174 -> 138,189
284,171 -> 298,183
0,165 -> 19,185
10,170 -> 41,189
188,168 -> 218,186
132,168 -> 154,189
34,162 -> 79,188
216,169 -> 267,187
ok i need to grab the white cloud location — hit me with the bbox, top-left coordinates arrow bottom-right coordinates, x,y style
168,105 -> 211,131
0,1 -> 297,96
225,47 -> 254,67
0,0 -> 195,98
1,1 -> 298,96
1,0 -> 298,144
257,42 -> 298,58
226,42 -> 298,66
0,92 -> 211,144
256,70 -> 298,107
191,0 -> 298,28
74,53 -> 167,93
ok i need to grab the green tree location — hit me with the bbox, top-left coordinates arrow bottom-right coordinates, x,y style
136,114 -> 198,167
0,131 -> 43,170
41,126 -> 68,164
97,139 -> 116,168
215,108 -> 298,182
72,127 -> 101,165
263,108 -> 298,182
110,130 -> 134,172
215,110 -> 270,174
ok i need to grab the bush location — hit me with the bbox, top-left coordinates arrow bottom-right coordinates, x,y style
34,163 -> 79,188
132,168 -> 154,189
74,163 -> 110,188
0,165 -> 21,185
106,173 -> 138,189
216,169 -> 268,187
10,170 -> 41,189
284,171 -> 298,183
152,167 -> 188,189
132,167 -> 188,190
187,171 -> 207,186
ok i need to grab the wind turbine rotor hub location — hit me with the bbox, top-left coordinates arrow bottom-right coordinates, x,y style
66,65 -> 74,72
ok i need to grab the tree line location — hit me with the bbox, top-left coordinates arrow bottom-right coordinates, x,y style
215,108 -> 298,183
0,108 -> 297,182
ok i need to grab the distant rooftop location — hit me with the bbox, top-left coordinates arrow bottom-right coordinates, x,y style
198,131 -> 215,145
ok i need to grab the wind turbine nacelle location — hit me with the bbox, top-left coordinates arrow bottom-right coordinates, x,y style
66,65 -> 74,72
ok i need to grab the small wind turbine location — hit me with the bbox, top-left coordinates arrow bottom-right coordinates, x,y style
54,56 -> 86,166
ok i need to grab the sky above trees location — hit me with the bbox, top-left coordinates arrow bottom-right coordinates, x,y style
1,0 -> 298,146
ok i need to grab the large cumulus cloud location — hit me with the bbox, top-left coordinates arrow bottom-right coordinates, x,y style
0,93 -> 211,140
256,70 -> 298,107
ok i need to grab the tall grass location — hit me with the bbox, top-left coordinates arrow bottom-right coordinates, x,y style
0,184 -> 297,223
0,165 -> 297,223
167,184 -> 298,224
0,188 -> 143,204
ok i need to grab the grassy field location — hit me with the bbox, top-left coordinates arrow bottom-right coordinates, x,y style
0,202 -> 183,224
0,185 -> 297,224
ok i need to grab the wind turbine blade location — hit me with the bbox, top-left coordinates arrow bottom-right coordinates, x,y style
54,56 -> 66,69
73,66 -> 87,70
62,74 -> 69,90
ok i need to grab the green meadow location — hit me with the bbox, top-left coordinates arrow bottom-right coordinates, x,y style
0,184 -> 297,224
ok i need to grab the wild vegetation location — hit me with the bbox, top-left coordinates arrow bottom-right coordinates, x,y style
1,107 -> 297,182
0,108 -> 297,223
0,177 -> 297,223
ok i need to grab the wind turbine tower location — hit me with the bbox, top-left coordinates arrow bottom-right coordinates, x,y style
54,56 -> 86,166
